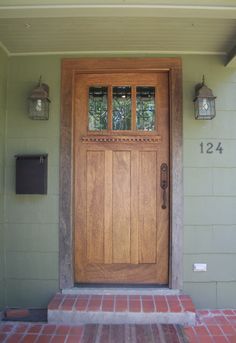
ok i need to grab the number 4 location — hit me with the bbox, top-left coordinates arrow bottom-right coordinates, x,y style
216,142 -> 223,154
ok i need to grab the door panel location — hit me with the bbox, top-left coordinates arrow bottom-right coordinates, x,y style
112,151 -> 131,264
139,151 -> 157,264
86,151 -> 105,264
74,72 -> 169,284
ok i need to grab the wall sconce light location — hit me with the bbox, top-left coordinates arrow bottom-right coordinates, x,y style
28,76 -> 50,120
193,75 -> 216,120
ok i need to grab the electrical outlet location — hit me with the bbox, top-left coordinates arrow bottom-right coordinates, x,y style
193,263 -> 207,272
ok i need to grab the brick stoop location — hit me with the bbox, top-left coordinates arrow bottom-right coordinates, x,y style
48,293 -> 196,326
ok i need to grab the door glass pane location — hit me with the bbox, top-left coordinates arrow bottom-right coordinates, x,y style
136,86 -> 155,131
112,86 -> 131,130
89,87 -> 108,131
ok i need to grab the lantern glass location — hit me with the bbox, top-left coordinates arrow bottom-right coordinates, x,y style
194,97 -> 216,120
28,98 -> 49,120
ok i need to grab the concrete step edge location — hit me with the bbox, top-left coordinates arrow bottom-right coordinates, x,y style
48,309 -> 196,326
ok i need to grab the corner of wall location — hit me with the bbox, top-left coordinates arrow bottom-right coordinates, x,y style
0,45 -> 9,310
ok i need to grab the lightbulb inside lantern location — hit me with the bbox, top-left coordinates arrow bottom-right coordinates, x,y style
202,98 -> 209,111
36,99 -> 42,112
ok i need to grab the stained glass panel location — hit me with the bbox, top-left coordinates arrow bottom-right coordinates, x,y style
112,86 -> 131,130
89,87 -> 108,131
136,86 -> 155,131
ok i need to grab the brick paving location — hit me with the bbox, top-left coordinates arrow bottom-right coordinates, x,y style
47,293 -> 196,326
185,310 -> 236,343
1,309 -> 236,342
48,293 -> 195,313
0,322 -> 187,342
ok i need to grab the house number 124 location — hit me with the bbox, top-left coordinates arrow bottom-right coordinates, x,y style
200,142 -> 223,154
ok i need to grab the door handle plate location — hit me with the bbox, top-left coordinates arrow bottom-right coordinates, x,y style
160,163 -> 168,209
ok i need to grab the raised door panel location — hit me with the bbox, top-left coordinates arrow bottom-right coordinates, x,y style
139,151 -> 157,264
86,151 -> 105,264
112,151 -> 131,264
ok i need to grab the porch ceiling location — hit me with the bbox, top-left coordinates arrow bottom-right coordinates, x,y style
0,2 -> 236,63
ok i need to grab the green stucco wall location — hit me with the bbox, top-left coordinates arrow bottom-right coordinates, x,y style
183,55 -> 236,308
1,53 -> 236,309
0,47 -> 8,309
3,56 -> 60,308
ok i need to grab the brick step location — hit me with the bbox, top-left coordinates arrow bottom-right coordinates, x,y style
48,293 -> 196,326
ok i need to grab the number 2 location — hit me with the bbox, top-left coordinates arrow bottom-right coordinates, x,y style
206,143 -> 213,154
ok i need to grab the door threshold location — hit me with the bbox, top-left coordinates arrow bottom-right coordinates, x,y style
62,286 -> 180,296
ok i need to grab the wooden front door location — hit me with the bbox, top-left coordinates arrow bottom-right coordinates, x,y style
74,71 -> 169,284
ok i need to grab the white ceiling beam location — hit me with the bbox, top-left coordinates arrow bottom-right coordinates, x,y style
225,45 -> 236,67
7,50 -> 226,57
1,5 -> 236,19
0,41 -> 10,56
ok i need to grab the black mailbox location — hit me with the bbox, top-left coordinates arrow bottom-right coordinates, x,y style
15,154 -> 48,194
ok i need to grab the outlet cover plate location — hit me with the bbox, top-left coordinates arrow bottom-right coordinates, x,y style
193,263 -> 207,272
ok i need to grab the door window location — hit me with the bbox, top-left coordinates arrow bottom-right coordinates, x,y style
88,85 -> 157,132
88,87 -> 108,131
136,87 -> 155,131
112,86 -> 132,130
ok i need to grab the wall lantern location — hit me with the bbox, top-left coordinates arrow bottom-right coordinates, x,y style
28,77 -> 50,120
193,75 -> 216,120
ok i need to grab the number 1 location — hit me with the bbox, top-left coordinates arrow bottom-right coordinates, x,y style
200,142 -> 204,153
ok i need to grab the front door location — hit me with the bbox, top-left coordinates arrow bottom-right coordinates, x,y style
74,71 -> 169,284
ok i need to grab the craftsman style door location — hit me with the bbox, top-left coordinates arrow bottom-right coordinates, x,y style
74,71 -> 169,284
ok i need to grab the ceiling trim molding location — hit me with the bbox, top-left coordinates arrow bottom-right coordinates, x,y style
1,4 -> 236,19
0,41 -> 10,56
8,50 -> 227,57
1,4 -> 236,9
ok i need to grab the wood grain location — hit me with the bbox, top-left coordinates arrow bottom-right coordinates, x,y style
112,151 -> 131,264
139,151 -> 157,264
76,263 -> 168,284
104,150 -> 113,264
131,150 -> 139,264
86,151 -> 105,263
73,71 -> 169,283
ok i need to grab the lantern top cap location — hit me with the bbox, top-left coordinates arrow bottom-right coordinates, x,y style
194,75 -> 216,100
29,76 -> 50,101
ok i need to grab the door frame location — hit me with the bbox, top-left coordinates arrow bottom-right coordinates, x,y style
59,58 -> 183,290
